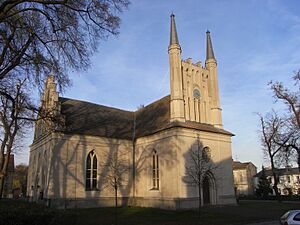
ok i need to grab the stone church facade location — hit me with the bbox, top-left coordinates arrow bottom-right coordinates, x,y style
27,15 -> 236,209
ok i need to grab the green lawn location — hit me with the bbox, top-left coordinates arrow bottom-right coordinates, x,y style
1,199 -> 299,225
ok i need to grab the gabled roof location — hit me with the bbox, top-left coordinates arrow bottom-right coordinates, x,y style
58,95 -> 233,140
135,95 -> 170,137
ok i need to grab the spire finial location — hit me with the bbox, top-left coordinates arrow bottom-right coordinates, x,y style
206,30 -> 216,60
169,13 -> 180,46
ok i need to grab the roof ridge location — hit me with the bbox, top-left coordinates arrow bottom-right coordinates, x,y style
59,96 -> 133,113
136,95 -> 170,112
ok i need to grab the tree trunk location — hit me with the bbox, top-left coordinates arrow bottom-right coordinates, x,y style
114,178 -> 118,207
270,159 -> 281,202
114,178 -> 118,225
0,175 -> 4,199
198,184 -> 202,215
0,153 -> 11,199
272,173 -> 281,202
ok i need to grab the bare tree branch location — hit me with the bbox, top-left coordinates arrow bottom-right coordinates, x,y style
0,0 -> 130,89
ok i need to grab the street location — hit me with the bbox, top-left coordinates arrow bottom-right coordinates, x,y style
246,221 -> 280,225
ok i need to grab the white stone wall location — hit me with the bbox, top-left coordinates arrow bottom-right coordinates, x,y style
181,60 -> 211,124
134,129 -> 179,201
28,127 -> 235,209
133,127 -> 235,208
175,128 -> 235,204
28,133 -> 133,205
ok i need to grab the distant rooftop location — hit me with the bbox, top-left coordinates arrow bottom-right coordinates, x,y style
255,167 -> 299,177
233,161 -> 256,170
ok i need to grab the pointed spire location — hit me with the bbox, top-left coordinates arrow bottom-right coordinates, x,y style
206,30 -> 216,61
170,13 -> 180,46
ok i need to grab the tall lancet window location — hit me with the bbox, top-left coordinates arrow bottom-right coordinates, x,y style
152,150 -> 159,190
86,150 -> 97,190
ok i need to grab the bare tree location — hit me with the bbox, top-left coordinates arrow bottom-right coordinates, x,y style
98,148 -> 129,225
274,124 -> 299,169
0,0 -> 130,88
258,111 -> 290,201
185,137 -> 216,214
0,75 -> 62,198
269,73 -> 300,171
270,72 -> 299,128
0,77 -> 34,198
99,148 -> 129,207
0,1 -> 130,197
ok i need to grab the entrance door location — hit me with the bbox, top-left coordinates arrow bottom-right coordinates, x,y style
203,176 -> 210,205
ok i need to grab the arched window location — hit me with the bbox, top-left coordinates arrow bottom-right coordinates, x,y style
202,147 -> 211,162
152,150 -> 159,190
86,150 -> 97,190
32,155 -> 36,184
42,151 -> 48,187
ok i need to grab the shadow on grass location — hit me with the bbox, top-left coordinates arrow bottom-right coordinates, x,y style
1,199 -> 297,225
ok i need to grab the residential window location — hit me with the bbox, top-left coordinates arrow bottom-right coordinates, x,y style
151,150 -> 159,190
239,173 -> 243,182
86,150 -> 97,190
287,175 -> 291,183
296,176 -> 300,184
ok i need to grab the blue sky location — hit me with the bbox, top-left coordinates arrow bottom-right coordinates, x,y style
17,0 -> 300,169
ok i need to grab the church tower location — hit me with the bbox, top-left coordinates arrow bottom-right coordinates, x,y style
205,31 -> 222,128
168,14 -> 223,128
168,14 -> 185,122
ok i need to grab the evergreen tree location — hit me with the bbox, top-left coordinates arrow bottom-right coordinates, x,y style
255,166 -> 273,199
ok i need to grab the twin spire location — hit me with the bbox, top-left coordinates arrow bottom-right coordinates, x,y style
169,14 -> 216,61
206,31 -> 215,61
170,13 -> 179,45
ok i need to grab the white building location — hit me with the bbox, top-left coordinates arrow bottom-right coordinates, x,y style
232,161 -> 257,196
254,167 -> 300,195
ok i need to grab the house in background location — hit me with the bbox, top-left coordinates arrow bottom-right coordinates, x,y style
232,161 -> 257,196
2,154 -> 15,198
254,167 -> 300,195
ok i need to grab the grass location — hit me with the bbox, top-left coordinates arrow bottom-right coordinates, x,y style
1,199 -> 300,225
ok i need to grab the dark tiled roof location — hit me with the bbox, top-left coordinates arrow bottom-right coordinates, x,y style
135,96 -> 170,137
233,161 -> 254,170
254,167 -> 300,177
58,95 -> 233,139
59,97 -> 134,139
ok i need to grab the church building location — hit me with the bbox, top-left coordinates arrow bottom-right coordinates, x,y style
27,15 -> 236,209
